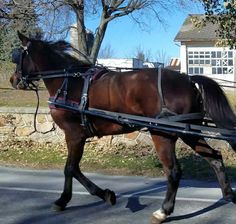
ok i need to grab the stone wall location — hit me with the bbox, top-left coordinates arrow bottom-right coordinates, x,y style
1,107 -> 230,151
0,107 -> 64,142
0,107 -> 154,147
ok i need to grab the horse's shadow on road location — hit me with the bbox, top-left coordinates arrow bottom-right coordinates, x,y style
164,200 -> 230,223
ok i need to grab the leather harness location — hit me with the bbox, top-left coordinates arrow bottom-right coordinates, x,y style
48,67 -> 173,136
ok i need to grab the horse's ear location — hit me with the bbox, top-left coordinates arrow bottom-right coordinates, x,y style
17,31 -> 29,46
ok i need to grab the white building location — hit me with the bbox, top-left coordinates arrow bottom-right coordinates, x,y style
97,58 -> 164,71
175,14 -> 236,85
97,58 -> 143,71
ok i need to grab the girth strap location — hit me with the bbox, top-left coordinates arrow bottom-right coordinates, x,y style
78,72 -> 96,136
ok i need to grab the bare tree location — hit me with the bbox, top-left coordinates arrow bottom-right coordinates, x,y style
133,45 -> 152,61
154,49 -> 170,66
98,44 -> 115,58
1,0 -> 194,64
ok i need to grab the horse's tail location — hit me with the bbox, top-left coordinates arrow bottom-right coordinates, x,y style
190,75 -> 236,129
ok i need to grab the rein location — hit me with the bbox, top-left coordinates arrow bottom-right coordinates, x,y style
25,68 -> 87,81
31,88 -> 56,135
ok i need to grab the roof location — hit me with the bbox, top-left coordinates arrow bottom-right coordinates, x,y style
165,58 -> 180,71
174,14 -> 219,42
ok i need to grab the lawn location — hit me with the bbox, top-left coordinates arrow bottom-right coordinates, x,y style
1,138 -> 236,180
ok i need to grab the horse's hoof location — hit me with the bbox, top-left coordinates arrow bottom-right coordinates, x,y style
104,189 -> 116,205
150,216 -> 163,224
52,203 -> 66,212
150,209 -> 167,224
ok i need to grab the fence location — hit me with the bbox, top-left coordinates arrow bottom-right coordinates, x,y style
0,107 -> 154,147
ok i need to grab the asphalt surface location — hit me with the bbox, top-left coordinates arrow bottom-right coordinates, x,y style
0,166 -> 236,224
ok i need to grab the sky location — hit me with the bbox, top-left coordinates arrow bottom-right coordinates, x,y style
86,1 -> 203,62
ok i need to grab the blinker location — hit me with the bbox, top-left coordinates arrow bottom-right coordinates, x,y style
11,48 -> 22,64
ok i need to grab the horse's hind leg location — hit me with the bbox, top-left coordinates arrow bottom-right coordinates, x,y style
181,136 -> 236,203
150,134 -> 181,223
54,132 -> 116,211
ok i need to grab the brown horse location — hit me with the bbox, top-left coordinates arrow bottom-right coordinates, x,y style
10,32 -> 236,223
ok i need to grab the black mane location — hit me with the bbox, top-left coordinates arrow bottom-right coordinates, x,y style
31,38 -> 92,69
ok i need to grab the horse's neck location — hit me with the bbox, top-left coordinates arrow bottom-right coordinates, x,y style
43,77 -> 83,100
39,59 -> 89,99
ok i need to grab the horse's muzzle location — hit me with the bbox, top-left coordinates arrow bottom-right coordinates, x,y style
10,74 -> 27,90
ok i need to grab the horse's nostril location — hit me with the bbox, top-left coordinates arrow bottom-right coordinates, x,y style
10,76 -> 13,84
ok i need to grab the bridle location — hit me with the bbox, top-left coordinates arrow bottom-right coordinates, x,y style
12,42 -> 35,90
13,42 -> 90,93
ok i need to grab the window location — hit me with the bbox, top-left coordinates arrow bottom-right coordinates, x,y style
211,52 -> 216,58
188,49 -> 234,76
223,67 -> 227,74
228,60 -> 233,66
212,68 -> 216,74
217,67 -> 222,74
189,68 -> 193,74
195,67 -> 199,74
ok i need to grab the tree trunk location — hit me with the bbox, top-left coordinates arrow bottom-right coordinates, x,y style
75,0 -> 90,63
90,14 -> 108,64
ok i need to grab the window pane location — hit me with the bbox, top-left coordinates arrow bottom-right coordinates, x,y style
212,60 -> 216,66
200,68 -> 203,74
189,67 -> 193,74
194,67 -> 199,74
200,60 -> 204,64
222,59 -> 227,66
228,59 -> 233,66
211,52 -> 216,58
217,67 -> 222,74
216,60 -> 221,66
194,60 -> 199,64
217,51 -> 221,58
223,67 -> 227,74
228,67 -> 233,73
228,51 -> 233,58
205,60 -> 210,64
212,68 -> 216,74
189,60 -> 193,64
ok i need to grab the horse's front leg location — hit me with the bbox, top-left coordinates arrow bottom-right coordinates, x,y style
53,161 -> 73,211
53,130 -> 116,211
151,134 -> 180,224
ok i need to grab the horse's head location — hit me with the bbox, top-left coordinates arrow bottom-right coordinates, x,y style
10,31 -> 39,89
10,31 -> 92,90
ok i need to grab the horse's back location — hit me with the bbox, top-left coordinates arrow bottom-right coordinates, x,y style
89,68 -> 201,118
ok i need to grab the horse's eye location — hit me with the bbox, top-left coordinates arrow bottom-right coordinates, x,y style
11,48 -> 21,64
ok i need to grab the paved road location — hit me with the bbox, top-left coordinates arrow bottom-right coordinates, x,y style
0,166 -> 236,224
